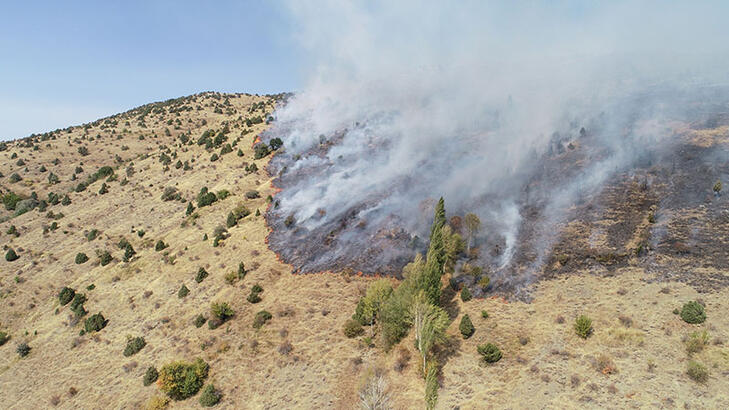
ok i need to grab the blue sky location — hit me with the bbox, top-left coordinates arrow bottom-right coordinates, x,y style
0,1 -> 302,140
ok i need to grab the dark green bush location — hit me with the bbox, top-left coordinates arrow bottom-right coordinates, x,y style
461,286 -> 472,302
574,315 -> 593,339
481,310 -> 489,319
84,312 -> 108,333
199,384 -> 222,407
237,262 -> 246,279
245,190 -> 260,199
195,267 -> 208,283
253,143 -> 270,159
0,331 -> 10,346
155,240 -> 167,251
178,285 -> 189,298
158,358 -> 209,400
5,248 -> 19,262
343,319 -> 364,338
17,342 -> 31,357
194,314 -> 207,328
197,187 -> 217,208
680,301 -> 706,324
459,314 -> 475,339
62,194 -> 71,206
477,343 -> 502,363
247,285 -> 262,303
9,173 -> 22,183
86,229 -> 99,241
100,251 -> 112,266
98,183 -> 108,195
75,252 -> 89,264
123,244 -> 136,262
253,310 -> 272,329
143,366 -> 158,386
186,202 -> 194,216
123,336 -> 146,356
59,287 -> 76,305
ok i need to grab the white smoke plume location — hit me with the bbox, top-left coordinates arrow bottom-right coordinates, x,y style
264,1 -> 729,287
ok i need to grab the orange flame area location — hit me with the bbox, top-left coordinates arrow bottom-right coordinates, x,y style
252,135 -> 262,147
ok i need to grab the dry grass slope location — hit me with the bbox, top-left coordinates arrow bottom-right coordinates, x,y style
0,93 -> 728,409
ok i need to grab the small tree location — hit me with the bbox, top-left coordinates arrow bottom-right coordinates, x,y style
409,291 -> 449,374
460,286 -> 472,302
459,314 -> 475,339
464,213 -> 481,253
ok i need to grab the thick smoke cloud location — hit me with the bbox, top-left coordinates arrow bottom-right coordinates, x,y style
265,1 -> 729,285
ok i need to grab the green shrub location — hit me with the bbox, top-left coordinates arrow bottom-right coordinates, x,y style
123,243 -> 136,262
460,286 -> 472,302
98,183 -> 108,195
70,293 -> 87,315
123,336 -> 146,356
62,194 -> 71,206
680,301 -> 706,324
477,343 -> 502,363
6,225 -> 18,236
217,190 -> 230,200
86,229 -> 99,241
199,384 -> 222,407
195,267 -> 208,283
186,202 -> 194,216
0,331 -> 10,346
211,302 -> 234,321
254,143 -> 270,159
84,312 -> 108,333
100,251 -> 112,266
247,285 -> 262,303
237,262 -> 246,279
459,314 -> 475,339
178,285 -> 189,298
2,191 -> 24,210
5,248 -> 19,262
59,287 -> 76,305
9,173 -> 22,183
17,342 -> 31,357
343,319 -> 364,338
155,240 -> 167,251
197,187 -> 217,208
253,310 -> 272,329
574,315 -> 593,339
143,366 -> 158,386
245,190 -> 260,199
158,358 -> 209,400
687,360 -> 709,383
75,252 -> 89,264
194,314 -> 207,328
481,310 -> 489,319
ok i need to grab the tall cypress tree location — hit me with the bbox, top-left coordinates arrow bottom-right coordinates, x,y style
422,197 -> 447,305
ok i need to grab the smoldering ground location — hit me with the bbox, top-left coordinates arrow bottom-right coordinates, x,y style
264,1 -> 729,293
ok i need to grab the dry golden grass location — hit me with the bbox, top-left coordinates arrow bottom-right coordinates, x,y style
0,93 -> 728,409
